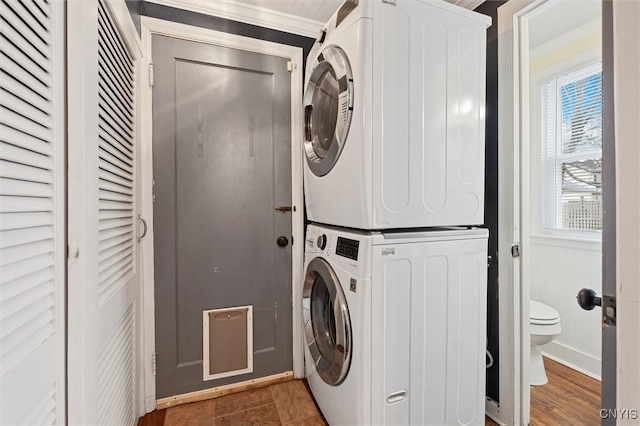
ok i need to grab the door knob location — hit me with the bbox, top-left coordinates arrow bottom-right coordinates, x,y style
277,236 -> 289,247
577,288 -> 601,310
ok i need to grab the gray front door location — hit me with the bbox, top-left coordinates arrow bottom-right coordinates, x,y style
152,35 -> 293,398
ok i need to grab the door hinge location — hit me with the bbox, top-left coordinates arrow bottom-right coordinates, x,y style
511,244 -> 520,258
287,61 -> 295,72
149,62 -> 154,87
602,294 -> 616,327
151,352 -> 157,376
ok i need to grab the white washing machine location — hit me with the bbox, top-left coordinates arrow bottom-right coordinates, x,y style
303,223 -> 489,425
303,0 -> 492,229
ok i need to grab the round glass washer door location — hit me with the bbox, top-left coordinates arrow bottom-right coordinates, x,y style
303,46 -> 353,177
303,257 -> 352,386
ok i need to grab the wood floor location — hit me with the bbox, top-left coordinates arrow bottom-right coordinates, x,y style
486,357 -> 601,426
139,379 -> 327,425
141,357 -> 600,425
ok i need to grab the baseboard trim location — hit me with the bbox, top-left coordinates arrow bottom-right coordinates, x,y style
542,341 -> 601,381
485,397 -> 507,425
156,371 -> 294,409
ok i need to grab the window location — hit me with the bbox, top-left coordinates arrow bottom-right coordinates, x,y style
540,63 -> 603,232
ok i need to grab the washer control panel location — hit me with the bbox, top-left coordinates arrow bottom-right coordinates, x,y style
336,237 -> 359,261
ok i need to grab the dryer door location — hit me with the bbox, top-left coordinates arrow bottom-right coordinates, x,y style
303,257 -> 352,386
303,46 -> 353,177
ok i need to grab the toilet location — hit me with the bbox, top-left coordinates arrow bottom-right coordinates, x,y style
530,300 -> 562,386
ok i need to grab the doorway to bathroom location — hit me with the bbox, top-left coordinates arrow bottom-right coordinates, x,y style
499,0 -> 606,424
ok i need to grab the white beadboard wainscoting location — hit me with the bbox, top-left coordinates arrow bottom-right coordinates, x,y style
528,236 -> 602,379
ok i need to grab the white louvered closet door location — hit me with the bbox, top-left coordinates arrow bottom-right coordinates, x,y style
96,1 -> 138,425
0,0 -> 66,424
67,0 -> 141,423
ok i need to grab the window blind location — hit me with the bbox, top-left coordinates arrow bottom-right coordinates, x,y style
540,64 -> 602,232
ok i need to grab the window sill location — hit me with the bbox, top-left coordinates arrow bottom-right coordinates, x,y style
529,233 -> 602,252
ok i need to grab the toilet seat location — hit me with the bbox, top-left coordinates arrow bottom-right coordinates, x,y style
530,300 -> 560,325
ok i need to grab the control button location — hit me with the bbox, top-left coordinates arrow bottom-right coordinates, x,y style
317,234 -> 327,250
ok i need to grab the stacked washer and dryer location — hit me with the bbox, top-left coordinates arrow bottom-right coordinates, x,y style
301,1 -> 491,425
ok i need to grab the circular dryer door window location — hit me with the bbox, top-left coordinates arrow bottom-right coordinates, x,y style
303,46 -> 353,177
303,257 -> 352,386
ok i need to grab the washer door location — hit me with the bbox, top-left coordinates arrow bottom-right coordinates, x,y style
303,257 -> 352,386
303,46 -> 353,177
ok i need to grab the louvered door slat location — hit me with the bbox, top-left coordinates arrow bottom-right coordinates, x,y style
0,225 -> 53,249
98,91 -> 133,135
99,209 -> 132,221
0,106 -> 52,142
23,0 -> 52,31
97,4 -> 132,67
1,1 -> 51,57
99,189 -> 133,204
2,268 -> 54,302
98,111 -> 132,147
98,244 -> 133,275
96,47 -> 133,103
98,75 -> 133,122
0,123 -> 52,157
0,55 -> 51,106
99,144 -> 133,173
98,239 -> 133,265
3,0 -> 50,44
0,160 -> 52,184
0,177 -> 53,198
97,6 -> 133,71
99,178 -> 133,197
98,233 -> 133,256
99,226 -> 134,245
0,212 -> 51,231
98,168 -> 132,191
0,195 -> 53,213
0,239 -> 53,266
0,73 -> 52,116
1,252 -> 53,284
98,109 -> 133,146
0,7 -> 51,69
96,19 -> 133,93
1,280 -> 54,321
98,136 -> 133,169
98,218 -> 133,233
0,141 -> 53,170
1,89 -> 52,131
99,200 -> 132,212
99,120 -> 133,155
99,158 -> 133,185
0,31 -> 51,88
2,304 -> 55,357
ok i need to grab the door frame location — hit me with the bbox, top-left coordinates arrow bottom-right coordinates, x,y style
498,1 -> 640,425
139,16 -> 305,411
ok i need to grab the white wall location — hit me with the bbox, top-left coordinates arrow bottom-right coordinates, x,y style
528,238 -> 602,378
525,16 -> 602,379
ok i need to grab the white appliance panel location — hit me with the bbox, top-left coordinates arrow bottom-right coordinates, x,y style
303,1 -> 491,229
371,235 -> 488,426
304,224 -> 488,426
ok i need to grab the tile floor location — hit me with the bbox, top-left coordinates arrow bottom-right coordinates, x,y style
139,380 -> 327,426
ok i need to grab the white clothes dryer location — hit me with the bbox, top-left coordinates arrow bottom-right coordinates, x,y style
303,223 -> 489,425
303,0 -> 492,229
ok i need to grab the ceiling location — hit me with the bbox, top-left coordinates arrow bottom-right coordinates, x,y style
148,0 -> 486,37
228,0 -> 482,24
528,0 -> 601,49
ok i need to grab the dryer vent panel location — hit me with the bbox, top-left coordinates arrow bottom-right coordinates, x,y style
203,306 -> 253,381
